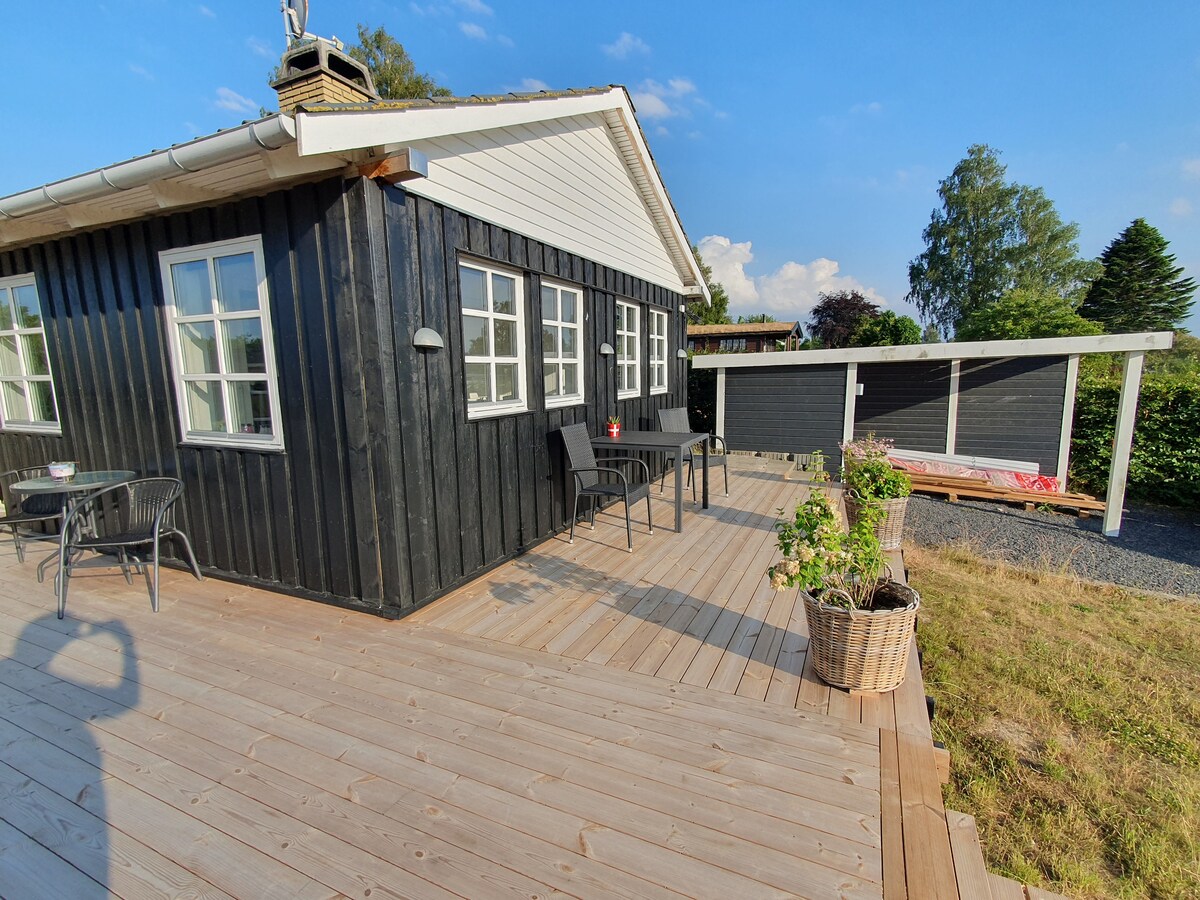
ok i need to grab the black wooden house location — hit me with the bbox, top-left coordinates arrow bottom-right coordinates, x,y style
0,45 -> 708,617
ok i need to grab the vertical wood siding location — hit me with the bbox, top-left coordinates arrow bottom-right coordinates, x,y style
723,365 -> 847,458
0,175 -> 685,617
854,361 -> 952,452
955,356 -> 1068,472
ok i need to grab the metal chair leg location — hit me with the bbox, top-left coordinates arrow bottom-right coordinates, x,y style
172,530 -> 203,581
12,525 -> 25,563
569,493 -> 580,544
151,534 -> 161,613
117,549 -> 135,584
645,491 -> 653,535
623,490 -> 633,552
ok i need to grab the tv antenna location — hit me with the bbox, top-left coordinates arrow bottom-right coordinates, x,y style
282,0 -> 310,46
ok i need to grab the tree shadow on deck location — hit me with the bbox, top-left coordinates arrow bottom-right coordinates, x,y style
1,613 -> 140,896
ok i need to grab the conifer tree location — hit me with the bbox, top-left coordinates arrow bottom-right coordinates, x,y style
1079,218 -> 1196,332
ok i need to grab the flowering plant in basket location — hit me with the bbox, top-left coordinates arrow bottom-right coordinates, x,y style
840,433 -> 911,502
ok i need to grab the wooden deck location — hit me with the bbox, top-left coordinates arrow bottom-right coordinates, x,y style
0,458 -> 1047,898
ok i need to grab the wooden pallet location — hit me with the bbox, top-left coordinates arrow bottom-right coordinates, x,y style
908,472 -> 1105,516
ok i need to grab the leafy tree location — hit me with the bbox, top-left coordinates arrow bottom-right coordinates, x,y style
921,322 -> 941,343
736,313 -> 777,324
687,246 -> 732,325
1079,218 -> 1196,333
347,24 -> 452,99
850,310 -> 923,347
908,144 -> 1098,337
955,287 -> 1102,341
808,290 -> 879,348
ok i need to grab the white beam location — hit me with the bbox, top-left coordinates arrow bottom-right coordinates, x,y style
1057,354 -> 1080,486
842,362 -> 858,445
1103,351 -> 1144,537
946,360 -> 960,454
715,367 -> 726,439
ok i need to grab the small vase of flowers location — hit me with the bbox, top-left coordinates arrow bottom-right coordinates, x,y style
606,415 -> 621,438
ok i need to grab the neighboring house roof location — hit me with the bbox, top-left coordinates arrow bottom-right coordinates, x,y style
688,322 -> 801,336
0,86 -> 709,301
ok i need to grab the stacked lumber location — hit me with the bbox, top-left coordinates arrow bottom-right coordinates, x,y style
908,471 -> 1106,516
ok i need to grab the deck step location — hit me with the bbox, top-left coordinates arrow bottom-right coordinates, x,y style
988,873 -> 1027,900
946,810 -> 993,900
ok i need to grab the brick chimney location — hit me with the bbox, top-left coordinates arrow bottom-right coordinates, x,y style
272,38 -> 380,111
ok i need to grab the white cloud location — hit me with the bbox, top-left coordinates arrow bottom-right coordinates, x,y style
1182,158 -> 1200,180
496,34 -> 514,48
654,125 -> 670,137
128,63 -> 154,81
455,0 -> 493,13
213,87 -> 258,113
697,234 -> 885,318
632,91 -> 674,119
631,78 -> 700,120
849,101 -> 883,115
1169,197 -> 1193,218
247,37 -> 275,60
602,32 -> 650,59
518,78 -> 551,92
460,22 -> 488,40
197,4 -> 215,17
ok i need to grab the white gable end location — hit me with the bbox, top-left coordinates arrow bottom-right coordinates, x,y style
403,113 -> 684,292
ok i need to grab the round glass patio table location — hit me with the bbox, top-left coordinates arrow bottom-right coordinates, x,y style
10,469 -> 137,579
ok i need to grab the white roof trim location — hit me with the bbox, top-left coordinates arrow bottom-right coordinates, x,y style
691,331 -> 1175,369
0,116 -> 297,221
294,88 -> 709,301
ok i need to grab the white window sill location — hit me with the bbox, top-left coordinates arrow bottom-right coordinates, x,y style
467,401 -> 530,421
617,389 -> 640,400
545,395 -> 585,410
0,424 -> 63,436
180,433 -> 285,453
649,387 -> 669,396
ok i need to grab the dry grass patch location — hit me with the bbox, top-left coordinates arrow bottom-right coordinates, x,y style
908,543 -> 1200,899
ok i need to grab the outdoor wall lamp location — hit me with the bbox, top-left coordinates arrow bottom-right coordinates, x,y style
413,327 -> 444,350
599,342 -> 615,356
676,349 -> 689,359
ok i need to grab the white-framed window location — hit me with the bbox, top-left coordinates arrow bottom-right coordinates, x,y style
616,300 -> 640,399
541,280 -> 584,409
0,275 -> 60,433
460,258 -> 527,419
159,236 -> 284,450
648,308 -> 668,395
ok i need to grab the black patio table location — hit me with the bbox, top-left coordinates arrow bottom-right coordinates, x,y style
591,431 -> 708,533
10,469 -> 137,580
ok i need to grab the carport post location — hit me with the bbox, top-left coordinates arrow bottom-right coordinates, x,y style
1103,350 -> 1144,537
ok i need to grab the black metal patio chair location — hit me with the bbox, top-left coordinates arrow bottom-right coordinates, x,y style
55,477 -> 203,619
560,423 -> 653,551
657,407 -> 729,497
1,466 -> 62,562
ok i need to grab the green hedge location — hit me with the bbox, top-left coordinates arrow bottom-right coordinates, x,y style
687,364 -> 717,436
1070,368 -> 1200,508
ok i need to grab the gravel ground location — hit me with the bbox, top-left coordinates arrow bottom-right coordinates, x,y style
905,494 -> 1200,598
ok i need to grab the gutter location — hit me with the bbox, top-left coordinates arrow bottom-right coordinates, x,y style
0,115 -> 297,220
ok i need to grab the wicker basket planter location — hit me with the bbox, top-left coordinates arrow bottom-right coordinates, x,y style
802,582 -> 920,692
844,494 -> 909,551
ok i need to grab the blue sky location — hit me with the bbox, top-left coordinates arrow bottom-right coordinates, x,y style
5,1 -> 1199,331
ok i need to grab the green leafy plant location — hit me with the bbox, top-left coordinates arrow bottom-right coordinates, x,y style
606,415 -> 621,426
841,434 -> 912,502
768,488 -> 886,610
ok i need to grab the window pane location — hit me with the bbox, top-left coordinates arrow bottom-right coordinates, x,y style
20,334 -> 49,376
224,319 -> 266,373
462,315 -> 489,356
179,322 -> 219,374
541,286 -> 557,321
616,305 -> 624,331
214,252 -> 259,313
542,325 -> 557,355
561,327 -> 577,358
543,364 -> 560,396
465,363 -> 491,403
496,364 -> 518,401
0,288 -> 11,330
491,274 -> 515,314
230,380 -> 272,435
562,364 -> 578,395
616,366 -> 626,392
617,334 -> 627,362
0,335 -> 19,376
460,267 -> 486,310
29,381 -> 57,423
186,380 -> 225,432
13,285 -> 41,328
561,291 -> 578,323
493,320 -> 516,358
171,260 -> 212,317
1,380 -> 27,420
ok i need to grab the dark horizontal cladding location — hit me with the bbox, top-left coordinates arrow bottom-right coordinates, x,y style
956,356 -> 1067,472
854,361 -> 950,453
0,175 -> 687,618
724,365 -> 845,456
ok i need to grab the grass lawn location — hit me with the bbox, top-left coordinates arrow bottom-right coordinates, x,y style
908,544 -> 1200,899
